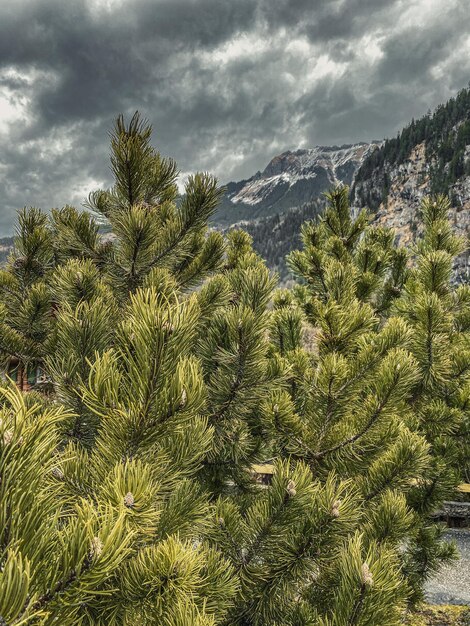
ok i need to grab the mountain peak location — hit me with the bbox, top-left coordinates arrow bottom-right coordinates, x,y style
215,142 -> 378,224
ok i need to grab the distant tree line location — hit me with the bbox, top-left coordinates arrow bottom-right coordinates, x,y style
355,86 -> 470,210
234,199 -> 325,282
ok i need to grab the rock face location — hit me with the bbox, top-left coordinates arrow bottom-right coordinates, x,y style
352,141 -> 470,282
351,88 -> 470,281
215,143 -> 378,225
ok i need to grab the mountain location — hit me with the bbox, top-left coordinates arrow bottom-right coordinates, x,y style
235,199 -> 325,283
214,143 -> 378,225
228,88 -> 470,283
3,90 -> 469,280
352,87 -> 470,281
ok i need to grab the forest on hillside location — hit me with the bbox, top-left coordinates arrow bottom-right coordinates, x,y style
355,87 -> 470,209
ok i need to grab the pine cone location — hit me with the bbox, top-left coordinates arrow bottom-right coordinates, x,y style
286,479 -> 297,497
361,562 -> 373,587
331,499 -> 341,518
124,491 -> 135,508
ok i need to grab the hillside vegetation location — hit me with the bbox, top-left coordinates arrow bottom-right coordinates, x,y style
355,87 -> 470,209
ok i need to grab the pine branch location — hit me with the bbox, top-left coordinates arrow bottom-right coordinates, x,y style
241,491 -> 291,568
14,557 -> 93,625
312,372 -> 396,460
210,325 -> 246,422
348,584 -> 366,626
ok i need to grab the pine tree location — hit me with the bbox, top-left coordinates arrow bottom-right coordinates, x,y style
0,112 -> 225,399
1,118 -> 467,626
0,113 -> 240,625
393,195 -> 470,600
288,186 -> 408,317
269,187 -> 468,617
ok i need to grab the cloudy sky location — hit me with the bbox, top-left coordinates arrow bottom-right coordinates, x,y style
0,0 -> 469,235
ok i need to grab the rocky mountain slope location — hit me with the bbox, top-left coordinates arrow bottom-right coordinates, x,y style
352,88 -> 470,282
214,143 -> 378,225
351,140 -> 469,281
232,88 -> 470,283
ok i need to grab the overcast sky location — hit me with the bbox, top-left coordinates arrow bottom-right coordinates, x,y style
0,0 -> 469,235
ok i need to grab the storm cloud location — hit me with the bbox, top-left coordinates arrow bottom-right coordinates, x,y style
0,0 -> 468,234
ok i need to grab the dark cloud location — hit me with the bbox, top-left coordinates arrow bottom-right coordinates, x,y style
374,4 -> 468,85
263,0 -> 396,43
0,0 -> 469,234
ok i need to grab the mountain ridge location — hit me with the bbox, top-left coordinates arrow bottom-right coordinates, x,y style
215,142 -> 379,225
226,88 -> 470,282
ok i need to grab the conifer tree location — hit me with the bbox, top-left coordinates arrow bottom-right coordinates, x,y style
0,208 -> 55,390
270,187 -> 468,616
1,118 -> 467,626
393,195 -> 470,600
288,186 -> 408,316
0,114 -> 243,624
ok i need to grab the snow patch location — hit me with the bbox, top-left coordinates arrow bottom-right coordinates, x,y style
230,143 -> 376,206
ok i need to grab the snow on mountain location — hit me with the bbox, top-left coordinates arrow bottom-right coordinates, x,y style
215,142 -> 379,225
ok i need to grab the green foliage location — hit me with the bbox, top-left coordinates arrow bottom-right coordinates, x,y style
288,187 -> 409,315
0,113 -> 245,625
0,289 -> 238,625
274,188 -> 469,615
0,113 -> 304,625
0,112 -> 468,626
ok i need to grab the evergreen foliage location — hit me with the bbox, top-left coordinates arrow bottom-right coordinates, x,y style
235,199 -> 325,282
0,113 -> 240,625
273,188 -> 468,608
0,117 -> 468,626
393,196 -> 470,591
288,187 -> 408,315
